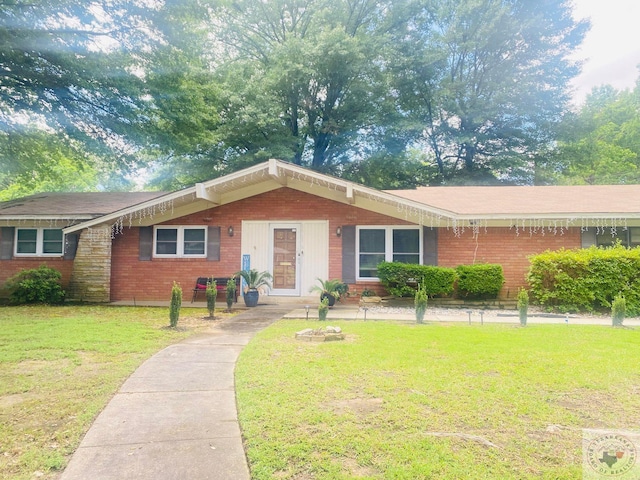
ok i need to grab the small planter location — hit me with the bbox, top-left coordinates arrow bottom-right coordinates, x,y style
235,269 -> 272,308
244,289 -> 259,307
310,278 -> 348,308
320,292 -> 336,307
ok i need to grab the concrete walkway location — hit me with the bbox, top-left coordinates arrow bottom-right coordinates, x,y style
60,305 -> 292,480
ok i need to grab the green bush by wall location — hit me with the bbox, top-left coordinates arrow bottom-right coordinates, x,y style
4,265 -> 65,305
527,244 -> 640,315
377,262 -> 456,298
455,264 -> 504,299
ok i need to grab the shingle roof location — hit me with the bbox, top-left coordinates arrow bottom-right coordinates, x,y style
2,162 -> 639,225
0,192 -> 167,218
387,185 -> 640,217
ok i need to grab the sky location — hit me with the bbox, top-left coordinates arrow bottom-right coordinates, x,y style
570,0 -> 640,104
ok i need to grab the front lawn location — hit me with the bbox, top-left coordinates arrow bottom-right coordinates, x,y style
0,305 -> 223,480
236,321 -> 640,479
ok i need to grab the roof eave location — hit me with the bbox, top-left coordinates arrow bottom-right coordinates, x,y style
457,213 -> 640,220
2,215 -> 96,222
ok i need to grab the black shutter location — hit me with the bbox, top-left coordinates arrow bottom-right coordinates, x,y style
207,226 -> 221,261
341,225 -> 356,283
63,233 -> 79,260
139,226 -> 153,261
423,227 -> 438,266
0,227 -> 14,260
581,228 -> 597,248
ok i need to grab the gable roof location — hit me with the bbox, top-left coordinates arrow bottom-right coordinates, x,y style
2,160 -> 639,233
61,159 -> 457,234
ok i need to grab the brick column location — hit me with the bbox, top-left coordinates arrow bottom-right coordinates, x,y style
67,226 -> 112,302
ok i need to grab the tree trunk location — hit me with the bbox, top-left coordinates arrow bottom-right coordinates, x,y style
312,132 -> 330,169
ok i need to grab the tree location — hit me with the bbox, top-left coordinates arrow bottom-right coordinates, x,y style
207,0 -> 408,172
340,152 -> 432,190
394,0 -> 588,184
0,0 -> 224,195
0,1 -> 157,166
541,80 -> 640,185
0,129 -> 132,201
0,0 -> 595,193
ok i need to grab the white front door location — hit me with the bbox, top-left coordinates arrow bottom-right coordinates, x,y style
241,221 -> 328,297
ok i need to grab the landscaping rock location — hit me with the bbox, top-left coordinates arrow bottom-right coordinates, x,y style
296,328 -> 314,336
360,296 -> 383,304
295,327 -> 345,342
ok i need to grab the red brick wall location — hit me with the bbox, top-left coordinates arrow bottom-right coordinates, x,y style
0,257 -> 75,295
110,188 -> 410,301
109,188 -> 584,301
0,224 -> 74,295
438,227 -> 582,299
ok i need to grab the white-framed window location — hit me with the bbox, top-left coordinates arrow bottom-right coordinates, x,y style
357,226 -> 421,279
596,227 -> 640,248
153,226 -> 207,258
15,228 -> 64,256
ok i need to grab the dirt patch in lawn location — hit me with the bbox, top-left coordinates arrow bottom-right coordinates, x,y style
325,397 -> 384,418
552,388 -> 640,428
340,457 -> 379,477
0,392 -> 38,408
161,309 -> 243,331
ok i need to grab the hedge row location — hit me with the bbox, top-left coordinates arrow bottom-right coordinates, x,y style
377,262 -> 504,299
527,244 -> 640,315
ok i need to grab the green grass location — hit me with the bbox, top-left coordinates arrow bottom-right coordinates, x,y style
236,321 -> 640,479
0,305 -> 210,480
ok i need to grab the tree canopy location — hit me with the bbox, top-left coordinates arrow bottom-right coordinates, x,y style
538,80 -> 640,185
393,0 -> 588,184
3,0 -> 627,199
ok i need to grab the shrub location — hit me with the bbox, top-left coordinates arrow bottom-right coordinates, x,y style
206,279 -> 217,318
528,245 -> 640,315
226,278 -> 236,310
517,288 -> 529,326
415,283 -> 428,324
5,265 -> 65,305
377,262 -> 456,298
169,281 -> 182,328
318,297 -> 329,321
612,293 -> 626,326
455,264 -> 504,299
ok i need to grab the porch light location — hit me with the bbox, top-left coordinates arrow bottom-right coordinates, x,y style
227,226 -> 234,237
336,226 -> 342,237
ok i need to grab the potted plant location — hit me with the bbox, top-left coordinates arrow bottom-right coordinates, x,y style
309,278 -> 348,307
235,269 -> 273,307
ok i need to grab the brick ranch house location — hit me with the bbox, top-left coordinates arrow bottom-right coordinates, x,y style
1,159 -> 639,303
